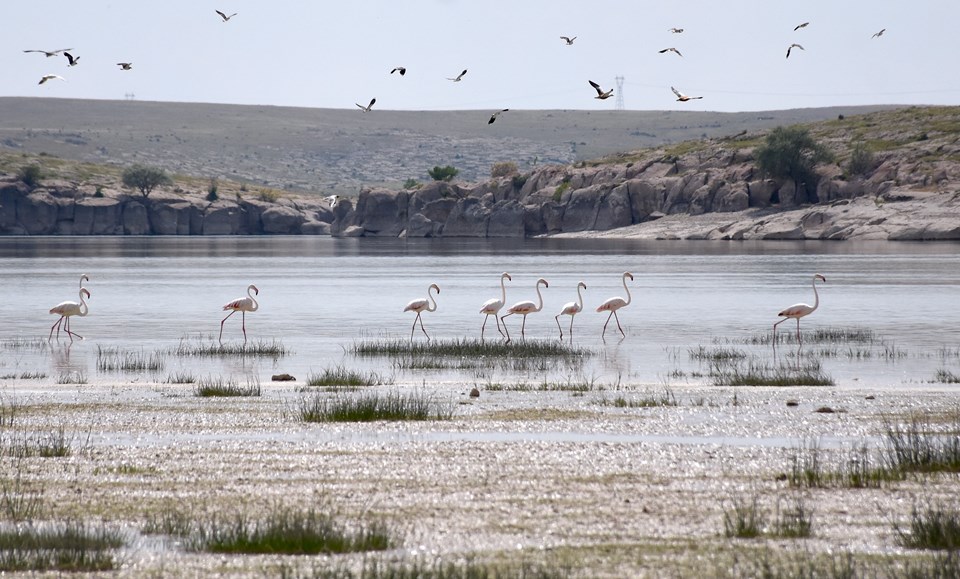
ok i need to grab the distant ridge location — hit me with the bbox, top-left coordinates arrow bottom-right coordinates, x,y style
0,97 -> 897,195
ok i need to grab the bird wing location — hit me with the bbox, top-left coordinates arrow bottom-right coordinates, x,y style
458,69 -> 467,79
658,48 -> 669,53
488,115 -> 497,124
216,9 -> 226,19
368,98 -> 376,108
560,36 -> 570,42
64,52 -> 75,64
671,86 -> 683,98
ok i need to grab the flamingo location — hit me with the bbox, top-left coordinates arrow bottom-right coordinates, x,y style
480,272 -> 512,339
501,278 -> 548,342
404,284 -> 440,341
220,284 -> 259,342
49,286 -> 91,341
556,282 -> 586,340
773,274 -> 826,344
597,272 -> 634,338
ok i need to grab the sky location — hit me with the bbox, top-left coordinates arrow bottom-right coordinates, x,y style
4,1 -> 960,113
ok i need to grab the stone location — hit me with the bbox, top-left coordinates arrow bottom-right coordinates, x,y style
17,192 -> 59,234
626,179 -> 663,222
443,198 -> 489,237
405,213 -> 437,237
74,197 -> 122,235
301,220 -> 331,235
122,200 -> 150,235
487,201 -> 525,238
202,203 -> 243,235
747,179 -> 776,207
272,373 -> 296,381
339,225 -> 365,237
594,187 -> 632,230
561,186 -> 603,232
356,188 -> 408,236
261,205 -> 305,234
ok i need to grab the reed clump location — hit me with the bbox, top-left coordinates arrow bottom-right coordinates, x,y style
298,391 -> 452,422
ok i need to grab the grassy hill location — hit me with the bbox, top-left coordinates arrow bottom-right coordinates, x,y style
0,97 -> 895,196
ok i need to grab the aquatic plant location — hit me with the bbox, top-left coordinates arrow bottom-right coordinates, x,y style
0,522 -> 124,572
298,391 -> 452,423
353,337 -> 590,359
194,376 -> 261,397
96,346 -> 166,372
306,366 -> 383,388
173,337 -> 288,358
885,413 -> 960,474
723,494 -> 765,538
712,360 -> 834,387
895,502 -> 960,550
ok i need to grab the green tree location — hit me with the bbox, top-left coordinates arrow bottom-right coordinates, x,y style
402,178 -> 421,190
17,164 -> 43,189
847,142 -> 875,177
121,164 -> 172,198
755,126 -> 833,196
427,165 -> 459,182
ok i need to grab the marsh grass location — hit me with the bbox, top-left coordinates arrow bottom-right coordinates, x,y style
298,391 -> 452,422
885,414 -> 960,474
96,346 -> 165,372
3,427 -> 74,458
165,370 -> 196,384
1,463 -> 44,521
0,522 -> 124,572
194,376 -> 261,397
723,495 -> 765,538
0,371 -> 47,380
688,346 -> 747,361
0,337 -> 49,353
745,326 -> 878,346
306,367 -> 383,388
713,360 -> 834,387
56,371 -> 86,385
484,376 -> 602,393
608,388 -> 678,408
0,396 -> 20,428
142,509 -> 194,538
895,503 -> 960,550
772,495 -> 814,538
789,441 -> 903,488
935,369 -> 960,384
353,338 -> 590,359
296,558 -> 571,578
173,337 -> 288,358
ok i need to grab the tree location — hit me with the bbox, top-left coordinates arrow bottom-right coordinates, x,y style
17,164 -> 43,189
755,126 -> 833,197
427,165 -> 459,182
122,164 -> 172,198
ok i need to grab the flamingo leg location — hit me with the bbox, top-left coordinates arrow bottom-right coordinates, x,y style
49,316 -> 64,340
614,311 -> 625,337
796,319 -> 802,343
220,310 -> 237,342
417,312 -> 430,341
556,315 -> 563,340
481,315 -> 488,339
64,317 -> 83,340
500,313 -> 512,343
520,315 -> 527,339
241,312 -> 247,342
495,314 -> 505,337
602,311 -> 614,337
569,315 -> 575,340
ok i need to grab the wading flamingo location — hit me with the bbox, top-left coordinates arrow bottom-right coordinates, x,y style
501,278 -> 548,342
480,272 -> 511,339
220,284 -> 259,342
597,272 -> 634,338
404,283 -> 439,341
773,274 -> 826,344
49,286 -> 91,341
556,281 -> 586,340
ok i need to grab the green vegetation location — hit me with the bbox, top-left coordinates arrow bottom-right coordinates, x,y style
298,391 -> 452,422
207,177 -> 219,201
490,161 -> 518,178
96,346 -> 165,372
164,370 -> 196,384
257,188 -> 282,202
354,337 -> 589,359
194,376 -> 261,397
755,125 -> 833,197
935,369 -> 960,383
712,360 -> 834,387
172,337 -> 288,358
723,495 -> 765,538
847,141 -> 876,176
427,165 -> 459,181
121,164 -> 172,198
885,414 -> 960,474
16,164 -> 43,188
402,178 -> 421,190
0,523 -> 124,572
306,366 -> 383,387
896,503 -> 960,550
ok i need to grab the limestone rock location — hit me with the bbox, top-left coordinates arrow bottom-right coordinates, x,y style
261,205 -> 305,234
443,198 -> 489,237
487,201 -> 525,238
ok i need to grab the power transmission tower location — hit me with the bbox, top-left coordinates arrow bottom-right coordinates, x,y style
614,76 -> 625,111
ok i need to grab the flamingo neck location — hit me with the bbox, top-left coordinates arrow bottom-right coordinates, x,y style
576,284 -> 584,309
79,290 -> 89,316
534,282 -> 544,312
248,287 -> 259,312
810,277 -> 820,312
500,276 -> 507,306
622,275 -> 632,306
427,286 -> 438,312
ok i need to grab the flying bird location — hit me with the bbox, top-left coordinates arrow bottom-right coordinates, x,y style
49,285 -> 91,341
38,74 -> 65,85
325,194 -> 339,208
390,67 -> 406,76
404,283 -> 440,341
560,36 -> 577,45
794,22 -> 809,31
24,48 -> 72,58
216,10 -> 237,22
356,98 -> 376,112
589,80 -> 613,100
658,47 -> 683,57
556,281 -> 586,340
671,86 -> 702,101
501,278 -> 548,343
786,43 -> 805,58
480,272 -> 512,339
220,284 -> 259,342
668,28 -> 684,34
447,69 -> 467,82
597,272 -> 634,339
488,109 -> 509,124
117,62 -> 133,70
64,52 -> 79,67
872,28 -> 886,38
773,274 -> 826,344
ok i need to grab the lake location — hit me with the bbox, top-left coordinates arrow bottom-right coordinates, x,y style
1,236 -> 958,389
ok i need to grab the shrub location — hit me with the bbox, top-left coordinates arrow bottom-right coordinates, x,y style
402,178 -> 421,190
511,173 -> 528,189
755,126 -> 833,195
491,161 -> 518,178
93,186 -> 104,198
121,165 -> 172,198
258,188 -> 281,202
17,165 -> 42,188
847,142 -> 875,176
427,165 -> 459,181
207,178 -> 219,198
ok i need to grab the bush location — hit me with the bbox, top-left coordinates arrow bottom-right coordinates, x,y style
847,143 -> 875,176
427,165 -> 459,182
755,126 -> 833,195
402,178 -> 421,190
491,161 -> 518,178
93,186 -> 104,198
258,189 -> 281,202
121,165 -> 172,198
17,165 -> 42,188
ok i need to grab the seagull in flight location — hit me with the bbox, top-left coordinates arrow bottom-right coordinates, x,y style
786,43 -> 804,58
64,52 -> 80,67
216,10 -> 237,22
447,69 -> 467,82
794,22 -> 809,31
658,47 -> 683,57
38,74 -> 65,85
668,28 -> 684,34
589,80 -> 613,100
24,48 -> 72,58
390,67 -> 406,76
671,86 -> 702,102
872,28 -> 886,38
560,36 -> 577,45
488,109 -> 509,124
117,62 -> 133,70
356,98 -> 376,112
325,195 -> 339,208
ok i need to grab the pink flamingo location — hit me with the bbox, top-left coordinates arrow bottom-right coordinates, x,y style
220,284 -> 259,342
404,283 -> 440,341
479,272 -> 512,338
597,272 -> 634,338
556,281 -> 587,340
49,283 -> 91,341
501,278 -> 548,342
774,274 -> 826,343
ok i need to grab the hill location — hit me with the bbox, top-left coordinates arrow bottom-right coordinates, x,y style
0,97 -> 895,195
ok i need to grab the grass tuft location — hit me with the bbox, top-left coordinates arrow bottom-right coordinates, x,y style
0,522 -> 124,572
723,495 -> 765,538
713,360 -> 834,387
96,346 -> 165,372
306,367 -> 383,388
165,370 -> 196,384
354,337 -> 590,359
298,391 -> 452,422
173,337 -> 288,358
885,414 -> 960,474
896,503 -> 960,550
194,376 -> 261,397
55,371 -> 86,385
935,369 -> 960,384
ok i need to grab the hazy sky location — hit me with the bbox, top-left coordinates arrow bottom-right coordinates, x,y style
5,1 -> 959,113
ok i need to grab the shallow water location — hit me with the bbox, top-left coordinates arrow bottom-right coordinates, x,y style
1,236 -> 959,388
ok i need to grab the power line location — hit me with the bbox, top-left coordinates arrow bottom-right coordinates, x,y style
614,76 -> 625,111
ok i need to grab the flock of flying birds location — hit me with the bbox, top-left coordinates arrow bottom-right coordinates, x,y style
24,11 -> 887,119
